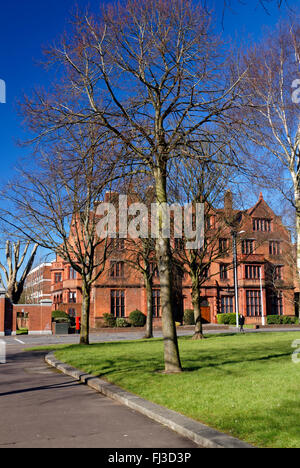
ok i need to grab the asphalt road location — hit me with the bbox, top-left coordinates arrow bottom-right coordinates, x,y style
0,343 -> 198,448
2,325 -> 300,348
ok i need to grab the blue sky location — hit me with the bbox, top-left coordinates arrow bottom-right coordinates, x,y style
0,0 -> 298,203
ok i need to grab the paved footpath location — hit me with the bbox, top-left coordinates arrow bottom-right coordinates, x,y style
0,344 -> 198,448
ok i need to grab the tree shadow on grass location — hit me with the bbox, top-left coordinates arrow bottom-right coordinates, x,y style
183,351 -> 293,373
216,398 -> 300,448
54,338 -> 294,379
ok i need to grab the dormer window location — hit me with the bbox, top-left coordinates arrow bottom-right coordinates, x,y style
253,218 -> 271,232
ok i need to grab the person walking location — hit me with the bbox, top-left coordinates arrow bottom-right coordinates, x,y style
239,314 -> 245,333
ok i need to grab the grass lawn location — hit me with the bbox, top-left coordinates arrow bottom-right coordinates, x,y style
49,332 -> 300,448
16,328 -> 28,335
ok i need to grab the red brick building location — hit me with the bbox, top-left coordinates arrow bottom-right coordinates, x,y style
50,192 -> 297,326
24,262 -> 53,304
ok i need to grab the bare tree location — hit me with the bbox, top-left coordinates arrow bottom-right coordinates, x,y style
125,237 -> 157,339
0,240 -> 38,304
18,0 -> 245,373
170,148 -> 238,339
238,23 -> 300,285
125,184 -> 158,339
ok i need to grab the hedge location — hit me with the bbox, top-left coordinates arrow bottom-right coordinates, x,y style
52,310 -> 70,323
267,315 -> 298,325
115,317 -> 130,328
103,313 -> 117,328
217,313 -> 237,325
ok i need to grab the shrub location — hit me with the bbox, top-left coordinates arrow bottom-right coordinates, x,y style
266,315 -> 280,325
129,310 -> 146,327
52,310 -> 70,323
217,313 -> 236,325
267,315 -> 298,325
103,313 -> 117,328
183,309 -> 195,325
116,317 -> 130,328
282,316 -> 298,324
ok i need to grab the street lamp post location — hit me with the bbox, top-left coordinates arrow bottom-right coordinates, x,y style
259,266 -> 265,326
232,231 -> 239,329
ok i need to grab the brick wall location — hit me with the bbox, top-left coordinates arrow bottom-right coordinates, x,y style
14,302 -> 52,335
0,295 -> 5,336
0,295 -> 16,336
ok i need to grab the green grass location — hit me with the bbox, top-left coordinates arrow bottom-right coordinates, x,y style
43,332 -> 300,448
16,328 -> 28,335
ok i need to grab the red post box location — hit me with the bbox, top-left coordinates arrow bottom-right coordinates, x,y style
75,316 -> 81,334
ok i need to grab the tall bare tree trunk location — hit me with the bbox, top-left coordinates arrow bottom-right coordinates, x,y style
144,275 -> 154,339
155,168 -> 182,373
191,274 -> 204,340
294,190 -> 300,320
295,193 -> 300,284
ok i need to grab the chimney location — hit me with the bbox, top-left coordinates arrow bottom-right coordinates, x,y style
224,190 -> 233,221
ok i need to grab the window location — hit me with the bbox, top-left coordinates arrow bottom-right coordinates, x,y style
269,241 -> 281,255
242,240 -> 254,255
253,218 -> 271,232
110,261 -> 124,278
68,308 -> 76,318
205,215 -> 215,230
149,262 -> 159,278
221,296 -> 233,314
54,272 -> 62,283
69,291 -> 77,303
200,265 -> 209,278
246,290 -> 261,317
245,265 -> 261,280
69,267 -> 77,280
270,293 -> 283,315
114,238 -> 125,250
174,238 -> 185,250
110,290 -> 125,317
220,264 -> 228,280
219,238 -> 229,254
152,290 -> 161,317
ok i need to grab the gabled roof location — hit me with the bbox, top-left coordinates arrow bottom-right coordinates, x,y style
247,192 -> 277,219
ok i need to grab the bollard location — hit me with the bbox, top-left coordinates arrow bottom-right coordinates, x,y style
0,339 -> 6,364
